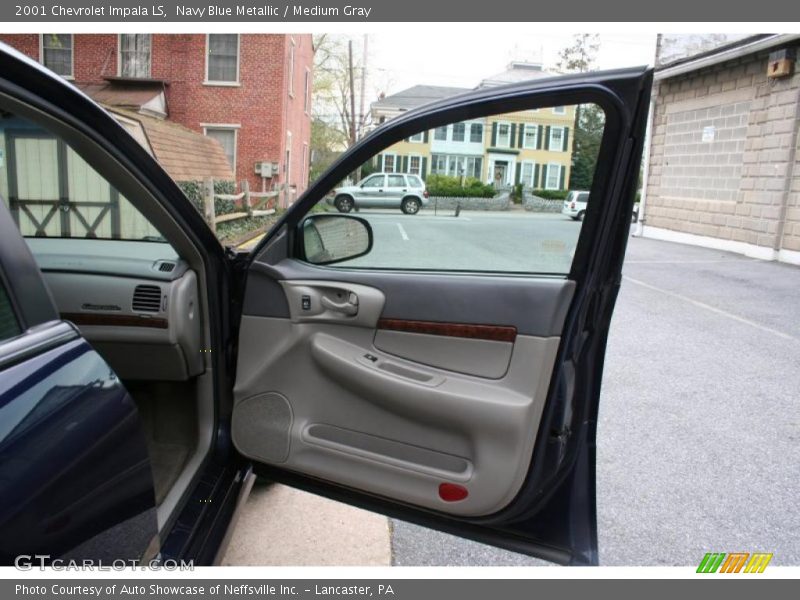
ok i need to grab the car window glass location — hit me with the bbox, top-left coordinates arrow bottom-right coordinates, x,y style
0,277 -> 21,342
0,110 -> 171,243
311,102 -> 605,275
361,175 -> 384,188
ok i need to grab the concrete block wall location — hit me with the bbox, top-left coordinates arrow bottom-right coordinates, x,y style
644,48 -> 800,263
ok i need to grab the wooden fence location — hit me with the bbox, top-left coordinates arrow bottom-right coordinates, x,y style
201,178 -> 280,233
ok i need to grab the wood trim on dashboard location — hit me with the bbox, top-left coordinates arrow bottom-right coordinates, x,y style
61,312 -> 168,329
377,318 -> 517,343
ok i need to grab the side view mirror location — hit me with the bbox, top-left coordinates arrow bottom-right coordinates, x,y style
300,215 -> 373,265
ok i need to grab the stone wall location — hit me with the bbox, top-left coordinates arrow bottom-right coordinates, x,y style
523,194 -> 563,212
644,46 -> 800,263
427,196 -> 510,211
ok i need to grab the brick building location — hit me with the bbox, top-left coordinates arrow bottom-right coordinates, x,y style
0,34 -> 313,201
640,34 -> 800,266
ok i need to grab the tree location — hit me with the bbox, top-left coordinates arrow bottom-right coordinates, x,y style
312,35 -> 371,147
556,34 -> 604,190
310,34 -> 373,183
556,34 -> 600,74
570,104 -> 605,190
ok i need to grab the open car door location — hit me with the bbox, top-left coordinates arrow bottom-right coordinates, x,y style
232,67 -> 652,565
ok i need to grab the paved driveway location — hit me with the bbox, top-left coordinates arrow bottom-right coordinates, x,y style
229,219 -> 800,566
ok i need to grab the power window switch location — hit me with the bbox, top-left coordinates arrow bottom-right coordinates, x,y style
301,295 -> 311,311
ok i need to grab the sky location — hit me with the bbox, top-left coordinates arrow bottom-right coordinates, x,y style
365,31 -> 657,97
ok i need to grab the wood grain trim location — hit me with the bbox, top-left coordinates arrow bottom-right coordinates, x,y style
377,318 -> 517,343
61,313 -> 168,329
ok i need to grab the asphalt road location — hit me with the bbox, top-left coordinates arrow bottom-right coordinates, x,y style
386,225 -> 800,566
342,209 -> 580,273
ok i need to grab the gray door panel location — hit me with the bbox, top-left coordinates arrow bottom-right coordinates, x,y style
232,315 -> 560,516
246,259 -> 576,337
233,258 -> 574,516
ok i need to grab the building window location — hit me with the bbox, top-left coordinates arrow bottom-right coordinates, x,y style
288,38 -> 296,97
523,124 -> 538,149
466,156 -> 482,179
550,126 -> 565,151
409,156 -> 421,175
203,127 -> 238,172
432,155 -> 482,179
383,154 -> 396,173
452,123 -> 466,142
552,106 -> 566,115
119,34 -> 151,78
206,34 -> 239,83
470,123 -> 483,143
41,34 -> 73,78
430,154 -> 447,174
304,68 -> 311,113
434,126 -> 448,141
447,156 -> 466,177
303,142 -> 309,187
496,123 -> 511,147
545,163 -> 562,190
408,132 -> 424,143
521,161 -> 535,187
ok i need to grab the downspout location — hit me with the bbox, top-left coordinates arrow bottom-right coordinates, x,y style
773,74 -> 800,258
632,93 -> 656,237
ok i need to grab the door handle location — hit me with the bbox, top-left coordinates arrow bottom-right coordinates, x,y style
321,293 -> 359,316
378,189 -> 384,192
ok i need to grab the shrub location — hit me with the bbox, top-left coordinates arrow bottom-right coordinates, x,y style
531,189 -> 569,200
510,183 -> 524,204
425,174 -> 495,198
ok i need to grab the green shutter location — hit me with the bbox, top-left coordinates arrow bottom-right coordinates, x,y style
518,123 -> 525,147
541,164 -> 548,189
534,163 -> 540,188
509,124 -> 517,148
377,154 -> 383,171
421,157 -> 428,179
544,126 -> 551,150
423,130 -> 429,143
537,125 -> 544,149
402,156 -> 409,173
515,163 -> 522,185
491,122 -> 498,146
559,165 -> 566,190
563,127 -> 569,152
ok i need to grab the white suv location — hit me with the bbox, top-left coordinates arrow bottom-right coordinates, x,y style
329,172 -> 429,215
562,190 -> 590,221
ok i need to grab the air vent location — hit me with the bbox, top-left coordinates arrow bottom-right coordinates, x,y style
132,285 -> 162,313
158,262 -> 175,273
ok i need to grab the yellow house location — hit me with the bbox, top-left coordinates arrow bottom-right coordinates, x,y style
370,64 -> 576,191
484,105 -> 575,190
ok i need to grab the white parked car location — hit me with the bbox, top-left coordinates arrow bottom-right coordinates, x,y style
562,190 -> 590,221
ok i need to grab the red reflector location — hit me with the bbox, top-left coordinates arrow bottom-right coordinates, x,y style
439,483 -> 468,502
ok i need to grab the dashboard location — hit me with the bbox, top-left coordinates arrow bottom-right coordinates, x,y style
26,238 -> 204,381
